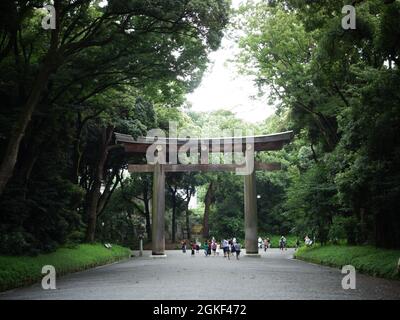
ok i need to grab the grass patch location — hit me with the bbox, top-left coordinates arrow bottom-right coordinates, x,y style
0,243 -> 131,292
294,245 -> 400,280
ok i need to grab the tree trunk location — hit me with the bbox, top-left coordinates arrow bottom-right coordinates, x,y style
0,63 -> 54,195
85,178 -> 102,242
0,11 -> 61,195
84,126 -> 114,242
71,113 -> 84,184
71,110 -> 105,184
310,144 -> 319,164
97,169 -> 121,217
13,136 -> 40,200
203,182 -> 214,238
20,154 -> 39,200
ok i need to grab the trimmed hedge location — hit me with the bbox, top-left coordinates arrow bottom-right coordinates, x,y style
295,245 -> 400,280
0,244 -> 131,292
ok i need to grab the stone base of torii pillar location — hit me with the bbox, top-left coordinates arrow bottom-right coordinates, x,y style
149,254 -> 167,259
244,253 -> 261,258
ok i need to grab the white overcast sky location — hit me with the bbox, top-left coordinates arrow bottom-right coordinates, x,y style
185,0 -> 275,124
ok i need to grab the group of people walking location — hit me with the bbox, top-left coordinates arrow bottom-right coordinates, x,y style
257,236 -> 287,251
181,235 -> 308,257
258,236 -> 300,251
220,238 -> 241,260
181,237 -> 242,260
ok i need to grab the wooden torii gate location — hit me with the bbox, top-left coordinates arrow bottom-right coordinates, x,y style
116,131 -> 293,257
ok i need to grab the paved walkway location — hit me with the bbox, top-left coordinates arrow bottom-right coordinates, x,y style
1,249 -> 400,300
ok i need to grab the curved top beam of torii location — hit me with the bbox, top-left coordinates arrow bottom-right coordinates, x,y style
115,131 -> 294,154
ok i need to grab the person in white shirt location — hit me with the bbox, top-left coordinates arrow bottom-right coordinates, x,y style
258,237 -> 263,249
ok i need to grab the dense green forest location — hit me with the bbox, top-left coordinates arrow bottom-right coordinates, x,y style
0,0 -> 399,255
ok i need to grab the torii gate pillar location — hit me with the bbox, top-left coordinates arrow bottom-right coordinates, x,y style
244,170 -> 259,256
151,163 -> 166,257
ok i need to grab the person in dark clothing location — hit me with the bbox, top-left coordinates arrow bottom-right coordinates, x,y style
204,242 -> 209,257
207,240 -> 212,256
181,240 -> 187,253
230,240 -> 236,256
191,242 -> 196,256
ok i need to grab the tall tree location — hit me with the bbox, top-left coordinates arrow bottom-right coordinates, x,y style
0,0 -> 230,195
236,0 -> 400,248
